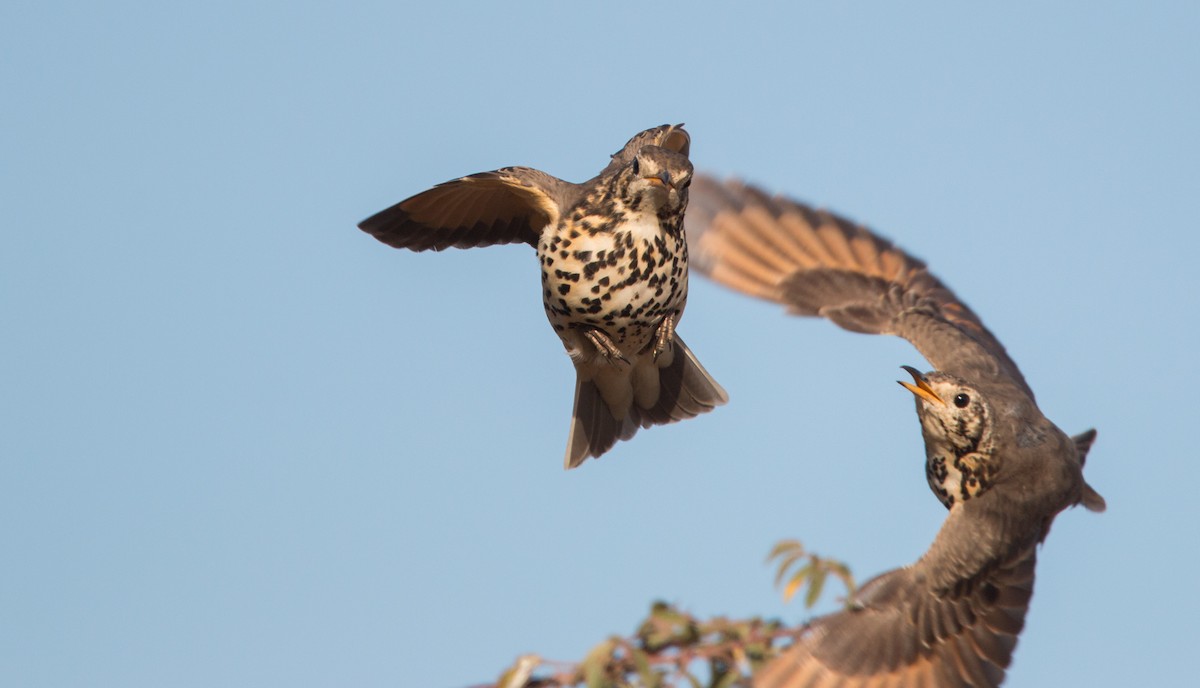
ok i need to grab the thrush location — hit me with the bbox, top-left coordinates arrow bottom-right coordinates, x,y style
685,176 -> 1105,688
358,125 -> 727,469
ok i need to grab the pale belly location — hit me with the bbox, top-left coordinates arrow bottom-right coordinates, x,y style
538,221 -> 688,358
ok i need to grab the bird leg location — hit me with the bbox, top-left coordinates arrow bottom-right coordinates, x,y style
583,327 -> 630,368
651,313 -> 677,364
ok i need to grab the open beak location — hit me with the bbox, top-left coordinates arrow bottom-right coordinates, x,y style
897,365 -> 945,406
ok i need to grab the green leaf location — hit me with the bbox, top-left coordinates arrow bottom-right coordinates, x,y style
805,568 -> 827,609
630,648 -> 660,688
781,564 -> 812,602
765,539 -> 804,562
582,639 -> 616,688
772,549 -> 809,588
712,668 -> 742,688
496,654 -> 540,688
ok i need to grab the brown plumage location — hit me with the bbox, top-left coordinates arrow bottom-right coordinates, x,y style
358,126 -> 726,468
685,176 -> 1105,687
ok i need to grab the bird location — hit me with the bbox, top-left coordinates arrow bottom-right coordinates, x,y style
358,125 -> 727,469
684,176 -> 1105,688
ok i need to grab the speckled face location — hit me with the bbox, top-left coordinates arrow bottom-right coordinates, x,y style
914,375 -> 991,454
902,370 -> 998,508
618,145 -> 693,215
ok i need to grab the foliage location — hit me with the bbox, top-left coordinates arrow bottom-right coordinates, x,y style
480,541 -> 854,688
766,539 -> 856,610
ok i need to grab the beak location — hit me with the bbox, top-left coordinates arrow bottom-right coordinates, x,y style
897,365 -> 945,406
645,171 -> 674,189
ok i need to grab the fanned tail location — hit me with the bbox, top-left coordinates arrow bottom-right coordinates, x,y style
563,336 -> 727,469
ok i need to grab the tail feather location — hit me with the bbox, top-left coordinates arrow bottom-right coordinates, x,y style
640,336 -> 728,425
1072,429 -> 1107,513
563,336 -> 727,469
564,379 -> 637,469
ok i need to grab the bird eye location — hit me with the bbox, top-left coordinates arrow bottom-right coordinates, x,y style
632,158 -> 641,175
954,393 -> 970,408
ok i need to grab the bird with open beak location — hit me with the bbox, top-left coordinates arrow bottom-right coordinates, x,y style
687,175 -> 1104,688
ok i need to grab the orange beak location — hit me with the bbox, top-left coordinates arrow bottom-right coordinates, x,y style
897,365 -> 945,406
644,171 -> 674,189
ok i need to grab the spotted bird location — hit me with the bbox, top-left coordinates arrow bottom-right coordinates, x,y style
359,125 -> 727,468
686,176 -> 1105,688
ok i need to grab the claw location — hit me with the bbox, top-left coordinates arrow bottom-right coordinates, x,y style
651,313 -> 677,364
584,328 -> 630,368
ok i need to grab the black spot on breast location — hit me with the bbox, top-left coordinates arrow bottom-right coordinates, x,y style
558,284 -> 570,295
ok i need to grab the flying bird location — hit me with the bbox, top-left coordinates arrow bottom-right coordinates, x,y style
685,176 -> 1105,688
358,125 -> 727,468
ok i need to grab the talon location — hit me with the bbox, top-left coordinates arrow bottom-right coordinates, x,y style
651,313 -> 677,362
584,328 -> 629,368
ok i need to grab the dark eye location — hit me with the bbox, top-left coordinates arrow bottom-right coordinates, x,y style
632,157 -> 641,175
954,393 -> 970,408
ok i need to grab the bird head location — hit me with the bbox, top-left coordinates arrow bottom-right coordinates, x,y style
898,366 -> 993,455
622,145 -> 693,211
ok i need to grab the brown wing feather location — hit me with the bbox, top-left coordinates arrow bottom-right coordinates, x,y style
686,176 -> 1033,399
756,508 -> 1037,688
358,167 -> 572,251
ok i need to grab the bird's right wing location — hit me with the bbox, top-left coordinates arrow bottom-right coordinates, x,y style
686,176 -> 1033,399
757,506 -> 1036,688
358,167 -> 573,251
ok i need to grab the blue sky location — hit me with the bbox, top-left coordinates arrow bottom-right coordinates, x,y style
3,2 -> 1197,686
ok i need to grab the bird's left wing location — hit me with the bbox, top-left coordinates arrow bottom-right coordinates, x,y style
358,167 -> 573,251
757,506 -> 1036,688
685,175 -> 1033,399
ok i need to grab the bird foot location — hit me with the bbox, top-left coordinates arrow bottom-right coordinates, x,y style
584,328 -> 630,368
651,314 -> 677,363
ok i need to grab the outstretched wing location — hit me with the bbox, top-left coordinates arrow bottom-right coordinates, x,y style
686,176 -> 1033,399
599,123 -> 691,177
358,167 -> 574,251
757,507 -> 1037,688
